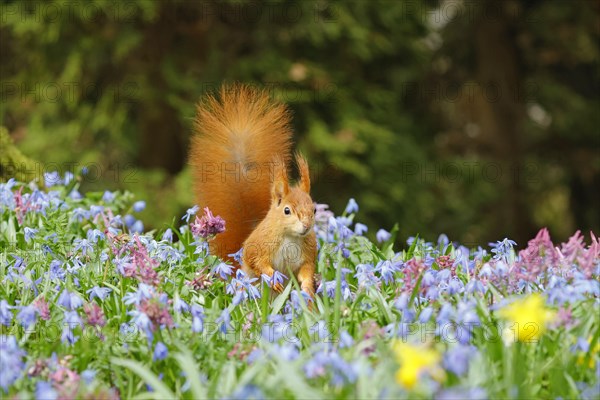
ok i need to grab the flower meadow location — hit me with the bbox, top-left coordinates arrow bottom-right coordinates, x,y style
1,175 -> 599,399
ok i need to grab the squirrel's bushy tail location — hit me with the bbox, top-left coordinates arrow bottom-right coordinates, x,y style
190,84 -> 293,261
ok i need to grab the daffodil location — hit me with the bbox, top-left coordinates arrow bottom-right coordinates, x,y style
392,342 -> 445,389
498,293 -> 555,342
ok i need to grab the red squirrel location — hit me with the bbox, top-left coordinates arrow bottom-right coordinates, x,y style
190,85 -> 317,296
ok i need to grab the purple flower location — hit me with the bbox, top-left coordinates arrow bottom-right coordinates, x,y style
84,303 -> 106,327
191,207 -> 226,238
153,341 -> 168,361
376,229 -> 391,243
87,286 -> 112,301
133,201 -> 146,212
344,198 -> 359,214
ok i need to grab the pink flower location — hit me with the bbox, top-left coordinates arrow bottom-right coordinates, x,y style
191,207 -> 226,239
84,303 -> 106,327
33,298 -> 50,321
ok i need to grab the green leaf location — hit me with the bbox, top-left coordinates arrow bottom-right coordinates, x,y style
271,280 -> 293,315
173,351 -> 207,399
110,358 -> 175,399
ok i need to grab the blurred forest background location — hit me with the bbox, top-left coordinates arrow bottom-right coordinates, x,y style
1,0 -> 599,246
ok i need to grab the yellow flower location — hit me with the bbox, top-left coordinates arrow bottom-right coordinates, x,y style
498,293 -> 555,342
577,337 -> 600,369
392,342 -> 445,389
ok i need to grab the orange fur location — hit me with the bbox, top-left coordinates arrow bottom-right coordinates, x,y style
190,85 -> 293,260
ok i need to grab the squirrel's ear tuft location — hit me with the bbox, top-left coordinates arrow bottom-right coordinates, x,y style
271,156 -> 289,203
296,153 -> 311,194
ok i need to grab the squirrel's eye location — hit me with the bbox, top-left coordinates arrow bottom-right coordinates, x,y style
284,207 -> 291,215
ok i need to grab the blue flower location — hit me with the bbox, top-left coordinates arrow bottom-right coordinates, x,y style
131,220 -> 144,233
133,200 -> 146,212
376,229 -> 391,243
24,227 -> 38,243
173,297 -> 190,314
81,369 -> 96,385
73,238 -> 94,256
214,262 -> 234,280
216,309 -> 231,334
49,260 -> 66,281
191,304 -> 204,333
102,190 -> 116,203
58,289 -> 84,310
124,214 -> 136,228
489,238 -> 517,262
230,384 -> 265,399
443,345 -> 477,376
419,306 -> 434,323
344,198 -> 359,214
63,171 -> 74,185
339,330 -> 354,348
355,263 -> 380,288
182,205 -> 200,222
375,260 -> 401,284
61,310 -> 82,345
161,228 -> 173,242
0,301 -> 13,326
0,336 -> 26,392
44,171 -> 61,187
354,223 -> 368,235
69,189 -> 82,200
17,305 -> 37,328
153,341 -> 168,361
35,381 -> 57,400
87,286 -> 112,301
86,228 -> 105,243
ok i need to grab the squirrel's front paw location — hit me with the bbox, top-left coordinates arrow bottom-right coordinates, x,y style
272,282 -> 284,293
